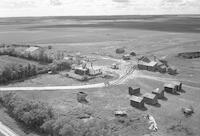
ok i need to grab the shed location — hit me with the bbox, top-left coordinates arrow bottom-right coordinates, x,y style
77,92 -> 88,103
116,48 -> 125,54
152,88 -> 164,99
164,83 -> 176,94
143,93 -> 158,105
171,81 -> 182,91
123,54 -> 131,60
130,96 -> 144,109
157,65 -> 167,73
74,67 -> 89,75
128,87 -> 140,96
130,51 -> 136,56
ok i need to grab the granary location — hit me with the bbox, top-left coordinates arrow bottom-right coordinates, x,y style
116,48 -> 125,54
143,93 -> 158,105
122,54 -> 131,60
74,67 -> 89,75
138,61 -> 158,72
128,87 -> 140,96
152,88 -> 164,99
88,67 -> 102,76
164,83 -> 177,94
130,96 -> 144,109
171,81 -> 182,91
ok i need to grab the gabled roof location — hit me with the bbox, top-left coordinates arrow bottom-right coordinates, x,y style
152,88 -> 163,94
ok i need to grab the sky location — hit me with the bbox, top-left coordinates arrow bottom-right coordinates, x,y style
0,0 -> 200,17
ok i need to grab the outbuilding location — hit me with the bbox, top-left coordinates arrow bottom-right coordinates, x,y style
171,81 -> 182,91
152,88 -> 164,99
143,93 -> 158,105
157,64 -> 167,73
130,96 -> 144,109
123,54 -> 131,60
128,87 -> 140,96
164,83 -> 177,94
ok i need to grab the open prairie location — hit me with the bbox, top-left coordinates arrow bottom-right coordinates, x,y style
0,15 -> 200,136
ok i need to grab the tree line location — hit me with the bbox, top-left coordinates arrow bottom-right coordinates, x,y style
0,92 -> 117,136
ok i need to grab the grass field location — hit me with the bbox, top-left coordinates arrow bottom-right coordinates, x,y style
0,15 -> 200,136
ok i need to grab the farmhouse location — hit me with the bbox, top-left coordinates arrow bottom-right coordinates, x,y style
143,93 -> 158,105
130,96 -> 144,109
164,83 -> 177,94
152,88 -> 164,99
128,87 -> 140,96
138,61 -> 158,72
88,67 -> 102,76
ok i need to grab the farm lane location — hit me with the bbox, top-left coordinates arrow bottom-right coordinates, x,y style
0,122 -> 19,136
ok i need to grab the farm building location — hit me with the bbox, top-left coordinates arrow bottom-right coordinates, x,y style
157,65 -> 167,73
138,61 -> 158,72
167,67 -> 177,75
143,93 -> 158,105
77,92 -> 88,103
130,96 -> 144,109
130,51 -> 136,56
152,88 -> 164,99
74,67 -> 89,75
24,46 -> 42,56
164,83 -> 177,94
116,48 -> 125,54
128,87 -> 140,96
122,54 -> 131,60
88,68 -> 102,76
171,81 -> 182,91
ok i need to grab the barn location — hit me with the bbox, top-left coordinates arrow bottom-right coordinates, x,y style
143,93 -> 158,105
130,96 -> 144,109
138,61 -> 158,72
164,83 -> 177,94
152,88 -> 164,99
128,87 -> 140,96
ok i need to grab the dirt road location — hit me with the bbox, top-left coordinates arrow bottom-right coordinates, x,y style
0,122 -> 19,136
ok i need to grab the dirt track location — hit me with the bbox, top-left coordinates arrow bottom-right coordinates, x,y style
0,122 -> 19,136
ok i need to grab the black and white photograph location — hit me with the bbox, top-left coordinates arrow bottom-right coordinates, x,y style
0,0 -> 200,136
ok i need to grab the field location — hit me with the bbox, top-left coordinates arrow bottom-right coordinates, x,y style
0,15 -> 200,136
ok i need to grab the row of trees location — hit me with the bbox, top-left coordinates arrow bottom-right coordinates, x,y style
0,92 -> 117,136
0,47 -> 53,63
0,63 -> 37,84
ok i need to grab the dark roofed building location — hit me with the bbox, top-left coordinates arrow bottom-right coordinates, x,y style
164,83 -> 177,94
143,93 -> 158,105
128,87 -> 140,96
130,96 -> 144,109
152,88 -> 164,99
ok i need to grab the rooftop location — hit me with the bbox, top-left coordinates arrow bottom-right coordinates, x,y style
164,83 -> 176,88
152,88 -> 163,93
130,96 -> 143,103
138,61 -> 158,67
143,93 -> 157,99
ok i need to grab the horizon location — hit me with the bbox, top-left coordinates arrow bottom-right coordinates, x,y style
1,0 -> 200,17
